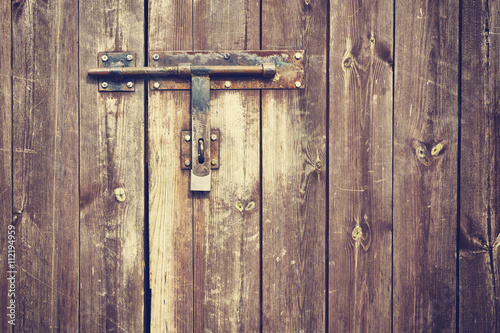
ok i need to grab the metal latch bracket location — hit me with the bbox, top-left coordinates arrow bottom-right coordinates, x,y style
97,52 -> 136,92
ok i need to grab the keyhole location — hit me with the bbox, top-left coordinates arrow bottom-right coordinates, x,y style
198,139 -> 205,164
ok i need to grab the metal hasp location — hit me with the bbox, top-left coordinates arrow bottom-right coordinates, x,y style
88,50 -> 305,191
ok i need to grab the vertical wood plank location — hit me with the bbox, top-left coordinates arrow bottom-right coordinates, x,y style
261,0 -> 328,331
0,1 -> 12,332
11,0 -> 79,331
490,1 -> 500,328
79,0 -> 145,331
393,0 -> 459,331
192,1 -> 261,331
148,1 -> 193,332
460,0 -> 500,331
329,0 -> 393,331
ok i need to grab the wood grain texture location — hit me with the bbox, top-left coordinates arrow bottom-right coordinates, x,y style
192,0 -> 261,331
329,0 -> 393,331
261,0 -> 327,331
79,0 -> 145,331
148,1 -> 193,332
0,1 -> 12,332
460,0 -> 500,331
11,0 -> 79,331
393,0 -> 459,331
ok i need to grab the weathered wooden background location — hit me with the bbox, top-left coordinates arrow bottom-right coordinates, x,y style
1,0 -> 499,332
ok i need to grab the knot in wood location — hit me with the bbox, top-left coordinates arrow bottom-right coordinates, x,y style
114,188 -> 126,202
352,226 -> 363,241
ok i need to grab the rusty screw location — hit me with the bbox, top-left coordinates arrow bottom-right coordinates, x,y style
126,54 -> 133,61
211,159 -> 218,166
126,81 -> 134,88
211,134 -> 217,141
294,52 -> 302,60
152,54 -> 160,61
153,82 -> 160,89
101,82 -> 108,89
185,159 -> 191,167
101,55 -> 108,62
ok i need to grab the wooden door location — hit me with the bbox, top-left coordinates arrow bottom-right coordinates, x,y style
1,0 -> 500,332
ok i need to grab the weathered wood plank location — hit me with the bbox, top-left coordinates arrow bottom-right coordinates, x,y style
329,0 -> 393,330
460,0 -> 500,331
11,0 -> 79,330
79,0 -> 145,331
261,0 -> 327,331
393,0 -> 459,331
192,0 -> 261,331
148,1 -> 193,332
0,1 -> 12,331
490,0 -> 500,327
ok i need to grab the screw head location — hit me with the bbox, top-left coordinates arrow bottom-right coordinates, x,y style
224,53 -> 230,60
224,81 -> 231,88
101,55 -> 108,62
295,81 -> 302,88
294,52 -> 302,60
126,81 -> 134,88
211,134 -> 217,141
152,54 -> 160,61
153,82 -> 160,89
126,54 -> 133,61
184,135 -> 191,142
211,159 -> 218,166
184,159 -> 191,167
101,82 -> 108,88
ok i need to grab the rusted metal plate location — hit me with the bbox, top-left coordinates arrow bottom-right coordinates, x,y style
181,130 -> 220,170
97,52 -> 135,92
149,50 -> 305,90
